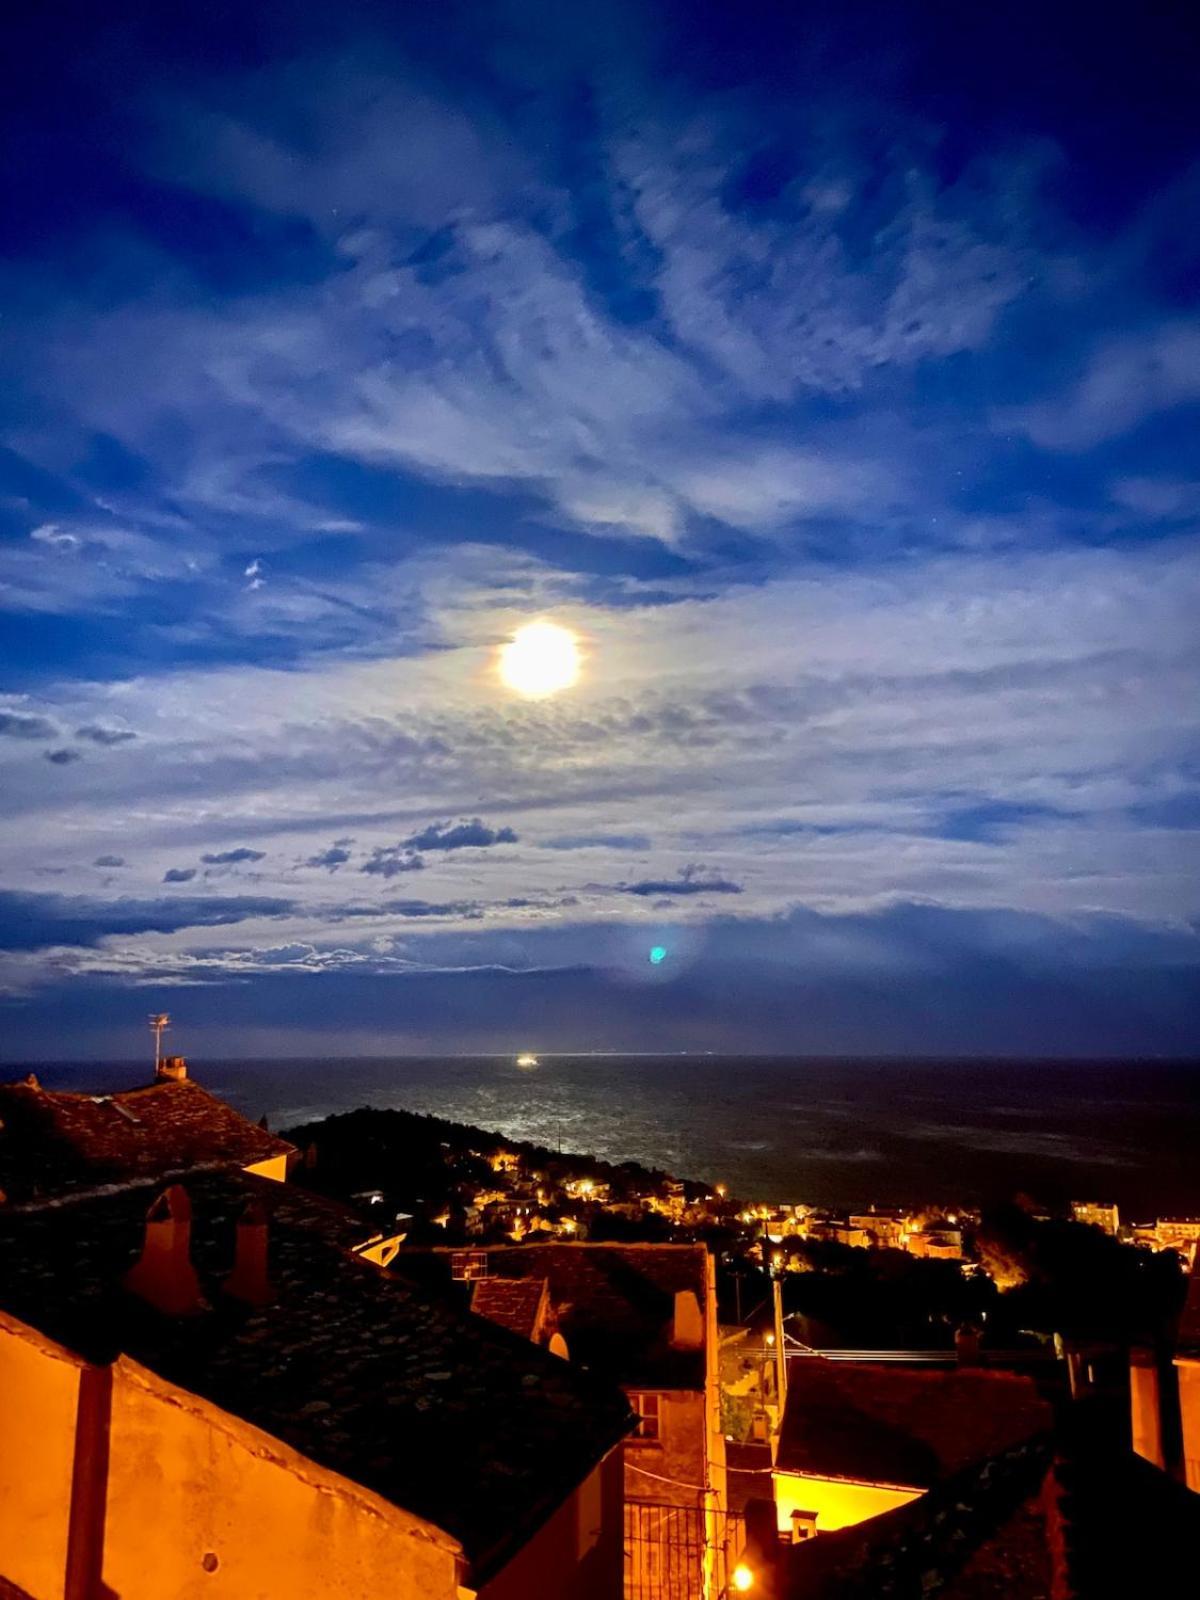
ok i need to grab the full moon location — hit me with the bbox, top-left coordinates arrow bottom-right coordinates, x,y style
498,621 -> 582,698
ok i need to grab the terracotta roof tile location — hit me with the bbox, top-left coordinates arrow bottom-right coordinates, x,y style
0,1076 -> 294,1201
471,1276 -> 548,1340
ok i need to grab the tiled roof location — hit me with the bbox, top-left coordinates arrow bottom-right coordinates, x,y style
775,1361 -> 1052,1489
0,1171 -> 634,1580
784,1436 -> 1056,1600
787,1411 -> 1200,1600
471,1275 -> 548,1341
0,1075 -> 295,1201
459,1242 -> 708,1390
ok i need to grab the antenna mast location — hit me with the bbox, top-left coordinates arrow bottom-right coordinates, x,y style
149,1012 -> 171,1075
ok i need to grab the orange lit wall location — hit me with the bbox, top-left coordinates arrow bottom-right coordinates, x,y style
772,1470 -> 920,1533
242,1152 -> 290,1183
101,1356 -> 464,1599
1177,1357 -> 1200,1493
0,1313 -> 84,1600
478,1450 -> 624,1600
1129,1351 -> 1165,1469
0,1311 -> 626,1600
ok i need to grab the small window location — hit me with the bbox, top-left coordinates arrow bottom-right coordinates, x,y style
450,1250 -> 489,1281
628,1390 -> 661,1442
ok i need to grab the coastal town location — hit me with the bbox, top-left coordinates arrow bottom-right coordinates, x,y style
1,1049 -> 1197,1599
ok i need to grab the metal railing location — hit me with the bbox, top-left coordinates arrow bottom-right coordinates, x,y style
624,1499 -> 745,1600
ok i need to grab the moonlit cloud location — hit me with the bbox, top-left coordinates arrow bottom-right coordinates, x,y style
0,3 -> 1196,1053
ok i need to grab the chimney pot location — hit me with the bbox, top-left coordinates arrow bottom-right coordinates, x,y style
670,1289 -> 704,1350
157,1055 -> 188,1083
124,1185 -> 205,1317
223,1196 -> 273,1306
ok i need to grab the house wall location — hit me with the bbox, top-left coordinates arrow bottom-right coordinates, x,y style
1177,1357 -> 1200,1492
101,1357 -> 463,1600
772,1470 -> 920,1533
1129,1350 -> 1165,1469
477,1449 -> 623,1600
624,1390 -> 706,1508
0,1313 -> 83,1600
0,1317 -> 466,1600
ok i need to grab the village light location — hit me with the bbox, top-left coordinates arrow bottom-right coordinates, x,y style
732,1562 -> 754,1592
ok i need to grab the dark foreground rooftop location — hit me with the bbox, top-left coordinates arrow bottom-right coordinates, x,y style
0,1171 -> 633,1580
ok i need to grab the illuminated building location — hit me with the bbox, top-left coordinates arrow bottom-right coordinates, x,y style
771,1360 -> 1050,1538
0,1171 -> 632,1600
408,1242 -> 733,1600
1070,1200 -> 1120,1235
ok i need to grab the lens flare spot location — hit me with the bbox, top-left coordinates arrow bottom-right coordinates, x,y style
498,620 -> 581,698
649,945 -> 667,965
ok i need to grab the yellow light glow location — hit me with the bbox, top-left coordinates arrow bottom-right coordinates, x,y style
732,1563 -> 754,1592
498,620 -> 581,698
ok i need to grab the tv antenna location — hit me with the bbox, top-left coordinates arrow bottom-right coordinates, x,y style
149,1013 -> 171,1074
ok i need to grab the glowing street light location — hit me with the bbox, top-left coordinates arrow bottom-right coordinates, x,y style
732,1563 -> 754,1592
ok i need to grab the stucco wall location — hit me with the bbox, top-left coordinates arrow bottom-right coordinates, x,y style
772,1470 -> 919,1533
1177,1358 -> 1200,1492
0,1313 -> 84,1600
101,1357 -> 463,1600
624,1390 -> 706,1508
478,1450 -> 623,1600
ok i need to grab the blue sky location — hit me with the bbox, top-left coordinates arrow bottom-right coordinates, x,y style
1,0 -> 1197,1057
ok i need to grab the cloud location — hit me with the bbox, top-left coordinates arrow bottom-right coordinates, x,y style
0,888 -> 295,951
619,865 -> 743,897
542,833 -> 653,851
43,748 -> 82,766
1005,320 -> 1200,451
200,847 -> 267,864
305,841 -> 354,870
403,818 -> 519,851
360,846 -> 425,879
93,855 -> 126,867
0,711 -> 56,740
163,867 -> 198,883
75,724 -> 138,745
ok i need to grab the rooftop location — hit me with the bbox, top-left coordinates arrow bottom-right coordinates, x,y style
400,1241 -> 709,1389
786,1403 -> 1200,1599
0,1073 -> 295,1202
470,1275 -> 548,1341
775,1360 -> 1053,1490
0,1171 -> 634,1579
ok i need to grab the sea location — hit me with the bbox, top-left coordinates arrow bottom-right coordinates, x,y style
20,1054 -> 1200,1219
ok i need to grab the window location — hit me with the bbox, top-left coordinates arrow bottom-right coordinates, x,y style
628,1390 -> 661,1442
450,1249 -> 489,1281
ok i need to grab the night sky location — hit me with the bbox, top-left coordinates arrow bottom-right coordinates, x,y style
2,1 -> 1198,1058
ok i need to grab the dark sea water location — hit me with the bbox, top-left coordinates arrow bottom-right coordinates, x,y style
22,1055 -> 1200,1218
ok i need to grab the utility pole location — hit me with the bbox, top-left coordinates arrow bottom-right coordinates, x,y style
772,1274 -> 788,1411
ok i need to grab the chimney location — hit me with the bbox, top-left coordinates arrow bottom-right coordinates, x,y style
156,1055 -> 188,1083
670,1289 -> 704,1350
124,1185 -> 205,1316
956,1322 -> 982,1367
223,1197 -> 273,1306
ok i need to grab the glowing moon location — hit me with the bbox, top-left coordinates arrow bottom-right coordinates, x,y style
498,621 -> 582,698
